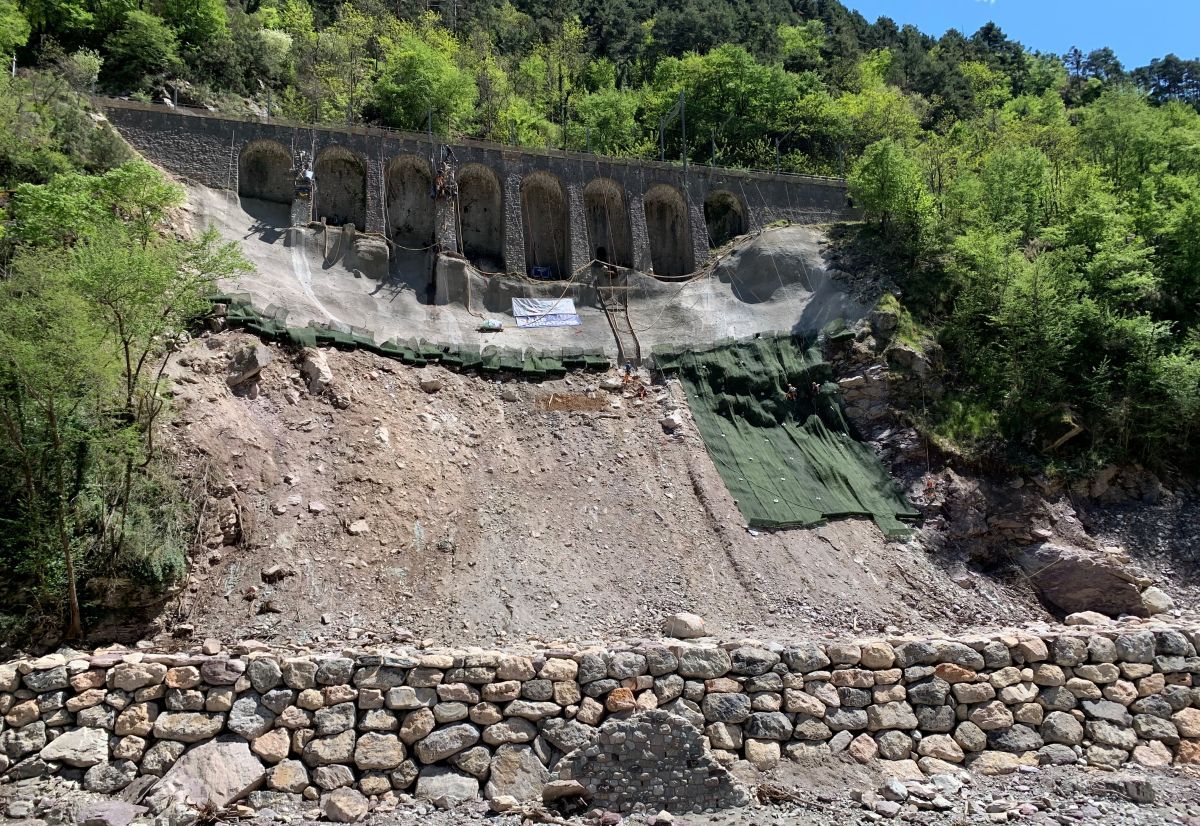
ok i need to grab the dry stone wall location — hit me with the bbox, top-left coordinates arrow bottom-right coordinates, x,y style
2,624 -> 1200,817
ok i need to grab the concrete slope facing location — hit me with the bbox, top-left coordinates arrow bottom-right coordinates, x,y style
186,183 -> 868,362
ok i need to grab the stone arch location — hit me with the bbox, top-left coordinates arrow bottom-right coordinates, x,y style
644,183 -> 695,277
583,178 -> 633,268
457,164 -> 504,271
521,171 -> 570,279
704,189 -> 746,248
238,140 -> 293,205
386,154 -> 434,248
314,145 -> 366,228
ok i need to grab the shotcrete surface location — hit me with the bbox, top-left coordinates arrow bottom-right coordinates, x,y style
187,185 -> 866,357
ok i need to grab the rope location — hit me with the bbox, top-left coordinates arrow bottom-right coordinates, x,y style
454,187 -> 464,255
388,238 -> 438,252
751,177 -> 812,293
587,164 -> 642,359
461,264 -> 487,320
224,128 -> 237,226
379,134 -> 388,242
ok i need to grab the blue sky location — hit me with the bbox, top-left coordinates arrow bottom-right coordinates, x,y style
844,1 -> 1199,68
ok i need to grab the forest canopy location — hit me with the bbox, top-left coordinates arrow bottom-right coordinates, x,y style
2,0 -> 1197,171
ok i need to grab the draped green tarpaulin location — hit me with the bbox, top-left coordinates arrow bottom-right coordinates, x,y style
658,335 -> 918,537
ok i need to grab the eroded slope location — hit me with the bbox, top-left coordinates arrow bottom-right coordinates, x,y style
156,332 -> 1045,648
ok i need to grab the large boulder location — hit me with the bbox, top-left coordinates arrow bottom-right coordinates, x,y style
320,788 -> 369,823
1011,542 -> 1147,617
483,745 -> 550,802
227,345 -> 272,388
351,236 -> 390,281
300,348 -> 333,395
414,723 -> 479,763
144,739 -> 265,813
74,800 -> 148,826
661,613 -> 706,639
83,761 -> 139,794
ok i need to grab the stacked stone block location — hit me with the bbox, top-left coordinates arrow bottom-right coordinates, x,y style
566,709 -> 748,812
1,626 -> 1198,812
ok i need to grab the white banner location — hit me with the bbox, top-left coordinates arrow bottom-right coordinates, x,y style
512,298 -> 582,328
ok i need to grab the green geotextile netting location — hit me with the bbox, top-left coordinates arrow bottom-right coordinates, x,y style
657,336 -> 918,537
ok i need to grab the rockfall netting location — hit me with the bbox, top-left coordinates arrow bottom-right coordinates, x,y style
655,335 -> 917,537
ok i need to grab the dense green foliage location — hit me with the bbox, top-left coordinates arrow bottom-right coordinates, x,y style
847,82 -> 1200,474
0,71 -> 251,639
1,0 -> 1194,171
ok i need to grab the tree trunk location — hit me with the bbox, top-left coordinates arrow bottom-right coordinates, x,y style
47,402 -> 83,640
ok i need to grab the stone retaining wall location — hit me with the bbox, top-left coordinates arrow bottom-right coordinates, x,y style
99,100 -> 855,278
2,625 -> 1199,816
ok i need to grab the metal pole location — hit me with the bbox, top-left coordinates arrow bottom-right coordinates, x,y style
659,117 -> 665,161
679,90 -> 686,170
347,51 -> 355,126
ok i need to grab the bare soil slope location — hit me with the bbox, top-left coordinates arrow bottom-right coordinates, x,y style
157,331 -> 1046,648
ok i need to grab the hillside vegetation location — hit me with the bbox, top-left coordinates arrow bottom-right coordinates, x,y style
0,72 -> 251,641
0,1 -> 1197,639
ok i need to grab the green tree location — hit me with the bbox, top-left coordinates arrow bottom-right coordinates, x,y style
9,172 -> 107,245
19,0 -> 92,40
160,0 -> 228,46
95,161 -> 184,247
978,145 -> 1051,241
849,138 -> 932,251
374,19 -> 476,133
1160,186 -> 1200,321
568,86 -> 642,154
0,0 -> 30,54
649,44 -> 804,165
103,10 -> 180,90
1077,90 -> 1168,193
0,264 -> 117,639
777,21 -> 824,73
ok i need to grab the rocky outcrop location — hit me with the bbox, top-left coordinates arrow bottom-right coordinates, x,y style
350,236 -> 389,281
1012,543 -> 1148,618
